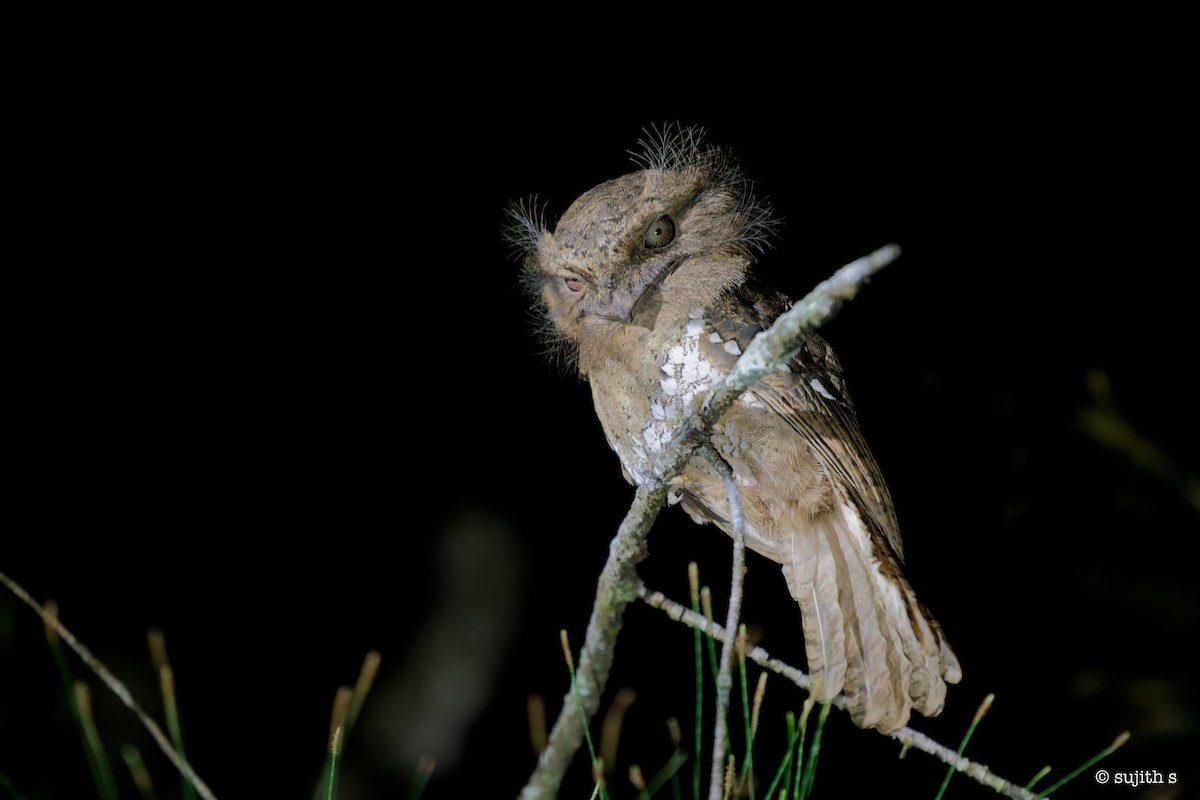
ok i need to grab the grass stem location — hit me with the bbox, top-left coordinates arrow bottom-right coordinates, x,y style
562,629 -> 610,800
121,744 -> 157,800
934,693 -> 994,800
1035,732 -> 1130,798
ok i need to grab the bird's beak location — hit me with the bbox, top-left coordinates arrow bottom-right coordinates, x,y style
607,285 -> 638,322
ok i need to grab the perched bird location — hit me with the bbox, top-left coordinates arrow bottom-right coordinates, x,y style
509,125 -> 960,733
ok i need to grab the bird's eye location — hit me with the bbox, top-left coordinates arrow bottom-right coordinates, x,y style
644,214 -> 676,249
563,276 -> 585,293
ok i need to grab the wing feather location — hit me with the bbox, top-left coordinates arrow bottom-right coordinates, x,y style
692,281 -> 961,731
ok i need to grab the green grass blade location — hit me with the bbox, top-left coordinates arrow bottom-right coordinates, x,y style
798,701 -> 830,799
405,754 -> 435,800
0,769 -> 30,800
1024,765 -> 1052,791
700,588 -> 720,698
315,650 -> 380,800
159,665 -> 195,800
148,628 -> 196,800
1035,732 -> 1129,798
326,728 -> 341,800
642,748 -> 689,797
73,680 -> 120,800
43,602 -> 118,800
344,650 -> 382,739
792,699 -> 814,800
629,763 -> 650,799
761,712 -> 800,800
121,744 -> 158,800
664,718 -> 683,800
314,686 -> 352,800
698,586 -> 731,762
561,630 -> 610,800
736,625 -> 755,800
934,693 -> 994,800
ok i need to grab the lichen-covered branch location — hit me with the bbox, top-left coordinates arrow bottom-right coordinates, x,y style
519,481 -> 669,800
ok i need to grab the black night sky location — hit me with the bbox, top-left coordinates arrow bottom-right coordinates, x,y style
3,35 -> 1197,800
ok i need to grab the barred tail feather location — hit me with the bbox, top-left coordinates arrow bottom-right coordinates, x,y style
783,522 -> 846,706
823,515 -> 909,732
781,501 -> 961,733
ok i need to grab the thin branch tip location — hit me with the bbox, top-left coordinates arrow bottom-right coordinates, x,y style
0,570 -> 219,800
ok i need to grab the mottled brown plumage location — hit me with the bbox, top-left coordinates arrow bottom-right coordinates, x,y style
510,125 -> 960,733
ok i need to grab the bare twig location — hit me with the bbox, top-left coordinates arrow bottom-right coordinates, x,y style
635,582 -> 1042,800
699,445 -> 749,800
0,570 -> 219,800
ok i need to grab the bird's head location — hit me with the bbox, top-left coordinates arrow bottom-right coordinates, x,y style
507,124 -> 775,370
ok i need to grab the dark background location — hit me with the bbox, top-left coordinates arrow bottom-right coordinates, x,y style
2,33 -> 1197,800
